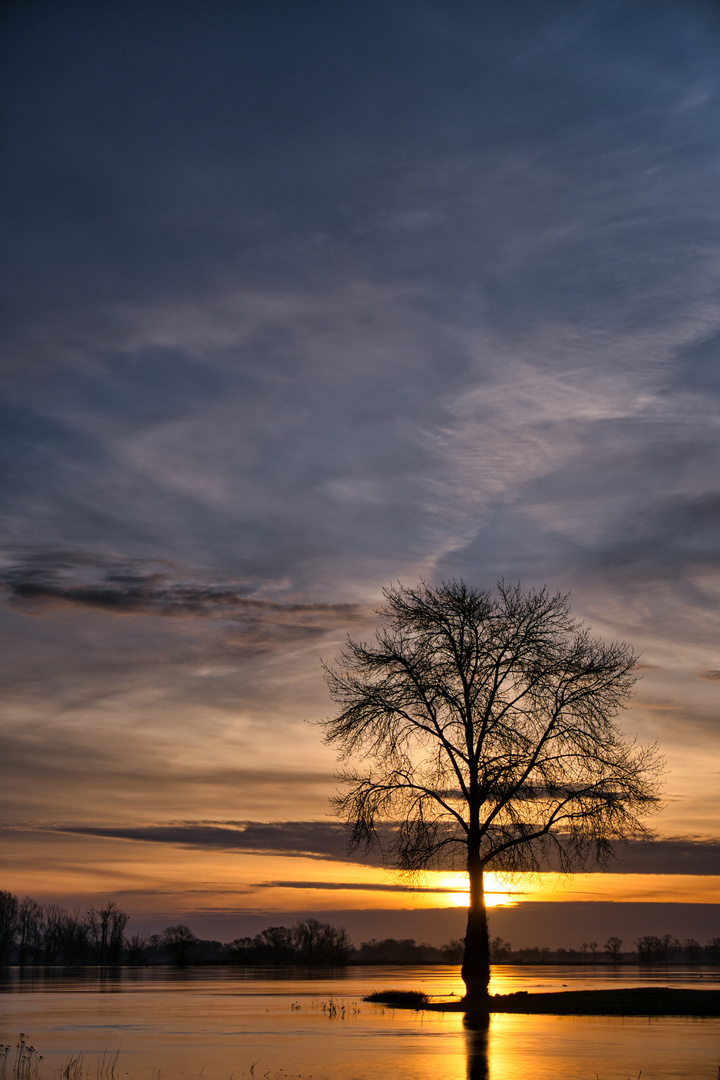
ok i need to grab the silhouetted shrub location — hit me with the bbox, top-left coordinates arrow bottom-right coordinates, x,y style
364,989 -> 429,1005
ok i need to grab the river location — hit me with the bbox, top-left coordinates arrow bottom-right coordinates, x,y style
1,964 -> 718,1079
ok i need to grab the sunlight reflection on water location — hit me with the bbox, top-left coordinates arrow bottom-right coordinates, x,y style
0,966 -> 718,1080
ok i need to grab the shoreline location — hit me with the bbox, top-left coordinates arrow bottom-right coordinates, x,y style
374,987 -> 720,1016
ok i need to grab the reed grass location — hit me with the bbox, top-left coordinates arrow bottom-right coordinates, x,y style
364,988 -> 429,1005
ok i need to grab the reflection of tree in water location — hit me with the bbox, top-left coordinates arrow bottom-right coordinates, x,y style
463,1012 -> 489,1080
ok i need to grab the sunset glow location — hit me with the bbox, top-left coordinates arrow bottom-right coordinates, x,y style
432,872 -> 518,908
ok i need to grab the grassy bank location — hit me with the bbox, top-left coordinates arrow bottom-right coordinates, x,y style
366,986 -> 720,1016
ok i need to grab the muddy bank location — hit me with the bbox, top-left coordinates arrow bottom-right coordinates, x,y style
370,987 -> 720,1016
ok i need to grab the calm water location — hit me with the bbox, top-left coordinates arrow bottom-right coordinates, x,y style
1,965 -> 718,1079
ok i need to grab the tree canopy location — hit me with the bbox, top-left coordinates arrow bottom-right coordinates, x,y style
320,580 -> 663,1001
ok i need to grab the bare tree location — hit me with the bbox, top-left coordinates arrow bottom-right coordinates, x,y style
54,909 -> 90,964
292,918 -> 352,964
604,935 -> 623,963
86,902 -> 129,965
635,934 -> 664,963
0,891 -> 19,963
125,932 -> 150,966
706,937 -> 720,962
161,924 -> 198,966
320,580 -> 662,1002
489,936 -> 512,961
659,933 -> 681,964
42,904 -> 66,964
17,897 -> 45,965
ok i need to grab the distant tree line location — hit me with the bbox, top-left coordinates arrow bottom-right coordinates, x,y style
352,937 -> 464,964
489,934 -> 720,965
226,919 -> 352,965
0,891 -> 212,967
1,891 -> 718,967
224,928 -> 467,965
0,892 -> 130,965
0,892 -> 354,967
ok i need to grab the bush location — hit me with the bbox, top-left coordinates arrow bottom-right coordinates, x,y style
364,989 -> 429,1005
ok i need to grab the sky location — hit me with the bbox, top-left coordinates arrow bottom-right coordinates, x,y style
1,0 -> 719,946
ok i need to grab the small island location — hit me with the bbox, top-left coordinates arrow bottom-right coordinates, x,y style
365,986 -> 720,1017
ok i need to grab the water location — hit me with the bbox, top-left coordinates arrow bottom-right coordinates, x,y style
1,965 -> 718,1079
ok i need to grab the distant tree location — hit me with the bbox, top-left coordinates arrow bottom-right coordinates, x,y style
683,938 -> 702,964
124,932 -> 150,966
442,938 -> 465,963
705,937 -> 720,963
604,936 -> 623,963
86,902 -> 129,965
0,891 -> 18,963
56,910 -> 90,964
42,904 -> 67,964
225,935 -> 256,964
292,919 -> 352,964
248,925 -> 297,964
489,936 -> 512,961
16,897 -> 45,965
659,934 -> 681,964
320,580 -> 663,1002
161,924 -> 198,966
634,934 -> 681,964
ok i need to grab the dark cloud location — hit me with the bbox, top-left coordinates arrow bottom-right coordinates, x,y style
254,880 -> 468,894
1,553 -> 361,625
36,821 -> 363,862
29,821 -> 720,876
611,838 -> 720,875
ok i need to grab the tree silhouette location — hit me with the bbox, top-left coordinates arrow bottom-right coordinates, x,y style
320,580 -> 662,1002
161,924 -> 198,966
0,891 -> 18,963
604,935 -> 623,963
86,902 -> 129,965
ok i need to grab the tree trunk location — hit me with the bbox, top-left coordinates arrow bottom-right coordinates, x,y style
461,851 -> 490,1003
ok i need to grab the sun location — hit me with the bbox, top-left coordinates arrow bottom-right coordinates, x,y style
434,871 -> 518,907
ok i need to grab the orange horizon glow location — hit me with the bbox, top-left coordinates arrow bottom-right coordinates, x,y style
5,827 -> 718,918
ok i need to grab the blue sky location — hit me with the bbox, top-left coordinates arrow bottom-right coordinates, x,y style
1,0 -> 719,936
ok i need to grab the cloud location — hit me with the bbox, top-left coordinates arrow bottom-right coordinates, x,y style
254,880 -> 466,894
610,837 -> 720,875
1,553 -> 361,623
24,821 -> 720,876
29,821 -> 364,862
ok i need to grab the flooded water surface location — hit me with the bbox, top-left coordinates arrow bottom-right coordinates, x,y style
1,965 -> 718,1079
